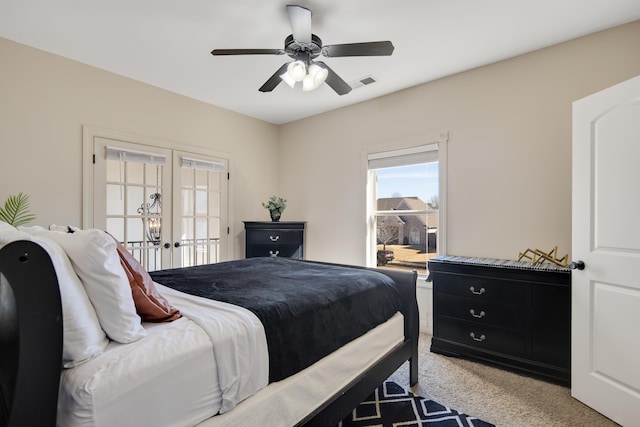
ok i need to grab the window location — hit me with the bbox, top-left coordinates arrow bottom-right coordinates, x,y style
367,142 -> 442,275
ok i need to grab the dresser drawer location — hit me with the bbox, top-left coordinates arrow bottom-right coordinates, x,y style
436,317 -> 528,358
246,229 -> 303,246
435,294 -> 527,330
246,244 -> 302,259
434,273 -> 527,304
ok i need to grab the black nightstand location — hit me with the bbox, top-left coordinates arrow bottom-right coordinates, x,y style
244,221 -> 306,259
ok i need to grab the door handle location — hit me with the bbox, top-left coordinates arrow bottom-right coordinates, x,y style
174,242 -> 181,248
569,260 -> 585,270
163,243 -> 170,249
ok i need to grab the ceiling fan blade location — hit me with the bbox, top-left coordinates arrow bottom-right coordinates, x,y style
322,41 -> 394,57
211,49 -> 284,56
258,63 -> 290,92
315,61 -> 352,95
287,5 -> 312,44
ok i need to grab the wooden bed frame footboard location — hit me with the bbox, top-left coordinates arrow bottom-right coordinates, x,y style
0,241 -> 419,427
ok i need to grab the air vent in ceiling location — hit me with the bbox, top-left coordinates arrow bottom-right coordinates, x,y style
349,75 -> 377,90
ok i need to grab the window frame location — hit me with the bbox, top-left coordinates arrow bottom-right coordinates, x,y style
365,133 -> 448,279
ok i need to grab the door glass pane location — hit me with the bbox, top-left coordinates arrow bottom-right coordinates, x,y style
103,150 -> 168,271
195,218 -> 207,240
209,218 -> 220,239
106,218 -> 124,242
182,168 -> 194,189
127,162 -> 144,185
209,172 -> 221,189
195,169 -> 208,189
179,161 -> 223,267
127,186 -> 144,216
182,218 -> 194,241
209,192 -> 221,217
127,218 -> 144,243
106,160 -> 121,182
106,184 -> 124,215
182,189 -> 194,216
146,165 -> 161,187
196,191 -> 208,215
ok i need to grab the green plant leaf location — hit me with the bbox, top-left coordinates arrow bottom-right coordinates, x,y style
0,192 -> 36,226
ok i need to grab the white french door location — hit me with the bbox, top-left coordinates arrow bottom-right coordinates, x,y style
85,129 -> 229,271
95,138 -> 173,270
173,150 -> 227,268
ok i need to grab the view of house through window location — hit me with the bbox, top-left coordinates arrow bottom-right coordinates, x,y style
369,147 -> 439,275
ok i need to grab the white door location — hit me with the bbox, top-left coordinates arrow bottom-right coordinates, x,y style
94,137 -> 173,271
572,74 -> 640,426
172,150 -> 228,268
87,132 -> 229,271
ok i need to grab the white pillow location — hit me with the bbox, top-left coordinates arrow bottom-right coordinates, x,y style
23,226 -> 146,344
0,227 -> 109,367
0,220 -> 17,233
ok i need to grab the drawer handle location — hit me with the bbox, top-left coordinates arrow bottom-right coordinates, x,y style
469,286 -> 485,295
469,332 -> 486,342
269,250 -> 279,257
469,309 -> 486,319
269,235 -> 280,242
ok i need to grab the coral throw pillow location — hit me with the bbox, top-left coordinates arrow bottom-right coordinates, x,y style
107,233 -> 181,322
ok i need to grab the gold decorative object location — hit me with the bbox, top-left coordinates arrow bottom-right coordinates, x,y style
518,246 -> 568,267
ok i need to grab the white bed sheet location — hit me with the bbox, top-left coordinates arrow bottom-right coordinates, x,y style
57,285 -> 404,427
58,283 -> 269,427
57,317 -> 220,427
199,312 -> 404,427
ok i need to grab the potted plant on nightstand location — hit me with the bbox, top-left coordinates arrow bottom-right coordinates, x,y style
262,195 -> 287,222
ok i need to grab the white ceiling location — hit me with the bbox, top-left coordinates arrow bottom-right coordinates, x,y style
1,0 -> 639,124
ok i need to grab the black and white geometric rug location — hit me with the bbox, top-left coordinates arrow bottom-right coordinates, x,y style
339,380 -> 496,427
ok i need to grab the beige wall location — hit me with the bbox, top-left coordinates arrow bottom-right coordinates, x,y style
279,20 -> 640,265
0,37 -> 280,259
2,21 -> 640,265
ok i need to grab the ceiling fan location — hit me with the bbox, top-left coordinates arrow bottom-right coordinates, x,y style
210,4 -> 394,95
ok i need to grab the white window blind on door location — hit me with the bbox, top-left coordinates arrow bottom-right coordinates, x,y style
180,157 -> 225,172
106,146 -> 167,165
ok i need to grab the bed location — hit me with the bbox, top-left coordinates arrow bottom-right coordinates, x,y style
0,233 -> 418,427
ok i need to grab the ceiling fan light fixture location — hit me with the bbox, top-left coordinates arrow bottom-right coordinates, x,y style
287,60 -> 307,81
280,71 -> 297,88
302,74 -> 316,92
303,63 -> 329,91
211,5 -> 394,96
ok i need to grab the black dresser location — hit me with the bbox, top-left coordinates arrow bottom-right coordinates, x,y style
244,221 -> 306,259
428,255 -> 571,385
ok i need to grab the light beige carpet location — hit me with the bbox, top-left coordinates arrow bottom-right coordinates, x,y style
388,334 -> 619,427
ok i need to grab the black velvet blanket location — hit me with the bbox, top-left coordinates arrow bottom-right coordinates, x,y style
150,257 -> 402,382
